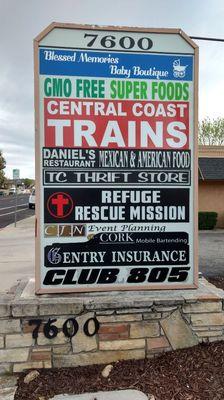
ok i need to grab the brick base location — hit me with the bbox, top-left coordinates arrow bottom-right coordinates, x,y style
0,277 -> 224,374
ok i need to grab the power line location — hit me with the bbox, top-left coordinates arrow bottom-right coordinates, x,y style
190,36 -> 224,43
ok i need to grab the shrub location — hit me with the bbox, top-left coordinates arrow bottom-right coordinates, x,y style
198,212 -> 218,230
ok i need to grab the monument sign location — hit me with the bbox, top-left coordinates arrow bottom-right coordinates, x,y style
34,24 -> 198,293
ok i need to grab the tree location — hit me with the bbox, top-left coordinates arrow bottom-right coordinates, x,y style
0,150 -> 6,188
198,117 -> 224,145
23,178 -> 34,188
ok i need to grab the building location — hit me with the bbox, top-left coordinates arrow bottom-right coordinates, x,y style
199,146 -> 224,228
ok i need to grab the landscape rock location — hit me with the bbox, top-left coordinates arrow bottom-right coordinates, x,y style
161,310 -> 199,350
24,370 -> 40,384
101,364 -> 113,378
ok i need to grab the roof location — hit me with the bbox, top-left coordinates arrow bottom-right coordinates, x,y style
199,157 -> 224,180
199,145 -> 224,158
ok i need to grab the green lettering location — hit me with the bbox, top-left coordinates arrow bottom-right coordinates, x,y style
63,79 -> 72,97
183,83 -> 189,100
110,80 -> 116,99
139,82 -> 147,99
76,79 -> 105,98
151,82 -> 158,100
151,81 -> 189,101
44,78 -> 52,96
167,82 -> 175,100
76,79 -> 83,97
44,78 -> 72,97
52,78 -> 63,97
98,80 -> 105,98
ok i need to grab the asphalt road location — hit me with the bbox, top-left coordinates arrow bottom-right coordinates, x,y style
0,194 -> 34,229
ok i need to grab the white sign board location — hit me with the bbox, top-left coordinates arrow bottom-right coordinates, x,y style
34,24 -> 198,293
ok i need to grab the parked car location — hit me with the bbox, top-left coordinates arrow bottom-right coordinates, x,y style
0,190 -> 6,196
29,188 -> 35,209
9,187 -> 16,195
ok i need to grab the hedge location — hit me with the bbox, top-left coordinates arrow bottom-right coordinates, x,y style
198,212 -> 218,230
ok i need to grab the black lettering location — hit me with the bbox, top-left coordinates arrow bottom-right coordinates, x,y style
78,269 -> 100,284
148,267 -> 169,282
84,33 -> 98,47
137,37 -> 153,50
101,35 -> 116,48
63,269 -> 77,285
97,268 -> 119,284
127,268 -> 148,283
43,270 -> 65,285
29,319 -> 42,339
168,267 -> 190,282
63,318 -> 79,338
119,36 -> 135,49
43,318 -> 58,339
83,317 -> 100,337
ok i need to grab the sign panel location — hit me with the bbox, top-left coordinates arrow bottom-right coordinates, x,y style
34,24 -> 198,293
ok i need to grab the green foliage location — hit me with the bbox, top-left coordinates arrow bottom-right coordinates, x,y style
198,212 -> 218,230
23,178 -> 34,188
0,150 -> 6,188
199,117 -> 224,145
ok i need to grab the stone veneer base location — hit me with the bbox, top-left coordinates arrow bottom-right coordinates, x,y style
0,277 -> 224,374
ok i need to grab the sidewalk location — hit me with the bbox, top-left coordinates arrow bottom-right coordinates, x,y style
0,216 -> 35,293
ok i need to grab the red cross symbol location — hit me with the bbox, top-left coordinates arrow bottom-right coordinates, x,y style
47,192 -> 73,219
52,194 -> 69,217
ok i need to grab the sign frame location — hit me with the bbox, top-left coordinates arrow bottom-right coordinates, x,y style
34,23 -> 198,294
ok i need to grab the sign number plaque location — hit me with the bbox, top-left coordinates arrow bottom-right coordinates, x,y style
34,23 -> 198,293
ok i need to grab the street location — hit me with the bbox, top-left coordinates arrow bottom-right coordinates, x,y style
0,193 -> 34,229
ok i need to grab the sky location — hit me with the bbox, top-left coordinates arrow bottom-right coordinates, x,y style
0,0 -> 224,179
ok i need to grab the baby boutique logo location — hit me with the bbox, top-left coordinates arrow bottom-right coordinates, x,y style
173,59 -> 188,78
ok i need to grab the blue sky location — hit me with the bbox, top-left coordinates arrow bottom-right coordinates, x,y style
0,0 -> 224,178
